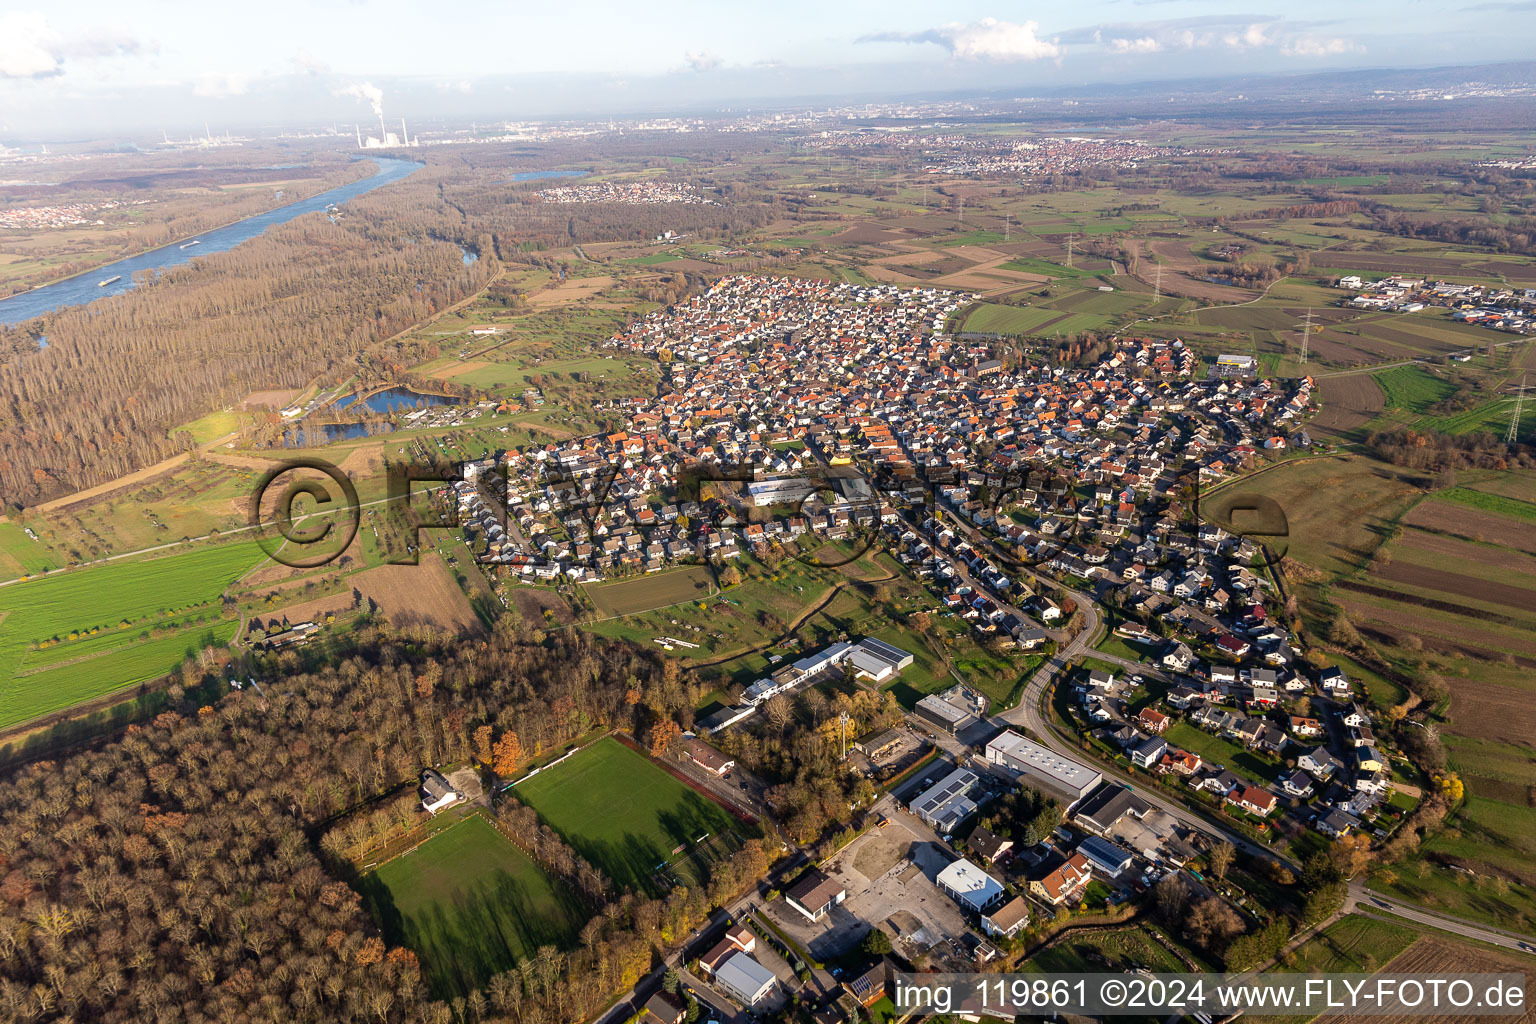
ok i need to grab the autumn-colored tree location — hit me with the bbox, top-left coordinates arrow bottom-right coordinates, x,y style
354,936 -> 385,967
493,731 -> 524,776
648,719 -> 681,756
474,724 -> 494,766
1330,833 -> 1375,879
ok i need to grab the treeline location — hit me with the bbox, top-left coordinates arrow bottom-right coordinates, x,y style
1223,200 -> 1362,221
1367,208 -> 1536,256
1366,427 -> 1533,471
0,619 -> 751,1023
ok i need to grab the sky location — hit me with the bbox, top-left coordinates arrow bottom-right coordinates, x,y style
2,0 -> 1534,138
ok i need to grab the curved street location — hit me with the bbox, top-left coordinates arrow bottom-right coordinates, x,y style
932,508 -> 1530,954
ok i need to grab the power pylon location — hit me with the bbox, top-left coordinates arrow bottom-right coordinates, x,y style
1295,308 -> 1317,365
838,711 -> 850,761
1066,234 -> 1076,267
1154,263 -> 1163,302
1509,373 -> 1529,445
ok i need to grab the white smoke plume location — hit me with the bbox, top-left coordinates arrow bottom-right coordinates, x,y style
337,81 -> 384,117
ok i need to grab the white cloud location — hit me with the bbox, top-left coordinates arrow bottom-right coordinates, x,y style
683,50 -> 722,72
1075,15 -> 1361,60
861,17 -> 1061,61
1107,35 -> 1163,54
289,49 -> 330,77
0,12 -> 148,79
941,18 -> 1060,60
192,72 -> 249,98
0,12 -> 59,78
1282,36 -> 1364,57
1222,23 -> 1273,50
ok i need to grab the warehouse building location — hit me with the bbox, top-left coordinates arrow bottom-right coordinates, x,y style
985,730 -> 1102,809
846,637 -> 914,682
713,952 -> 778,1006
909,766 -> 979,833
1076,835 -> 1136,877
936,858 -> 1005,914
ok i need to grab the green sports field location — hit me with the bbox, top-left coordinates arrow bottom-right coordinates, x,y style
358,813 -> 583,999
512,736 -> 742,892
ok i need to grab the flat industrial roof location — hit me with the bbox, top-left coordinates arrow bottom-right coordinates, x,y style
987,730 -> 1100,793
936,858 -> 1004,906
915,693 -> 970,725
911,767 -> 977,817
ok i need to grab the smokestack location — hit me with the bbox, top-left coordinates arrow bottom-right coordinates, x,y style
356,124 -> 363,149
379,113 -> 387,147
401,117 -> 408,146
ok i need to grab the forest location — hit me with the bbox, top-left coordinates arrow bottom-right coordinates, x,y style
0,616 -> 784,1024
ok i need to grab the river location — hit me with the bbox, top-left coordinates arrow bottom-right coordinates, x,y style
0,156 -> 422,327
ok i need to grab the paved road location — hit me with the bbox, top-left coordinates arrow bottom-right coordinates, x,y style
1349,881 -> 1536,955
934,514 -> 1298,866
886,467 -> 1536,957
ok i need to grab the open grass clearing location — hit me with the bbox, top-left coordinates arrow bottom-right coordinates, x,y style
358,812 -> 584,999
512,736 -> 745,893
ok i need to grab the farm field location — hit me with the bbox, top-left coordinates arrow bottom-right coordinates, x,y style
586,565 -> 716,617
357,813 -> 584,999
1306,933 -> 1536,1024
1311,373 -> 1385,438
0,541 -> 265,730
961,302 -> 1071,335
1216,454 -> 1423,579
511,736 -> 745,893
350,553 -> 488,635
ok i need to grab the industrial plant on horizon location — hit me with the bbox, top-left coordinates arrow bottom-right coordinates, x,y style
357,113 -> 418,149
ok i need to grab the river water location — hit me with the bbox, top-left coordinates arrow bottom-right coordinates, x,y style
0,156 -> 422,327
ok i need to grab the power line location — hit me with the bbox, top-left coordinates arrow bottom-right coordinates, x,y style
1509,373 -> 1528,445
1294,308 -> 1317,365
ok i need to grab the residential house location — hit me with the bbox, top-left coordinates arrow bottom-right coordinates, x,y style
982,896 -> 1032,939
1029,852 -> 1093,905
1229,785 -> 1278,817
